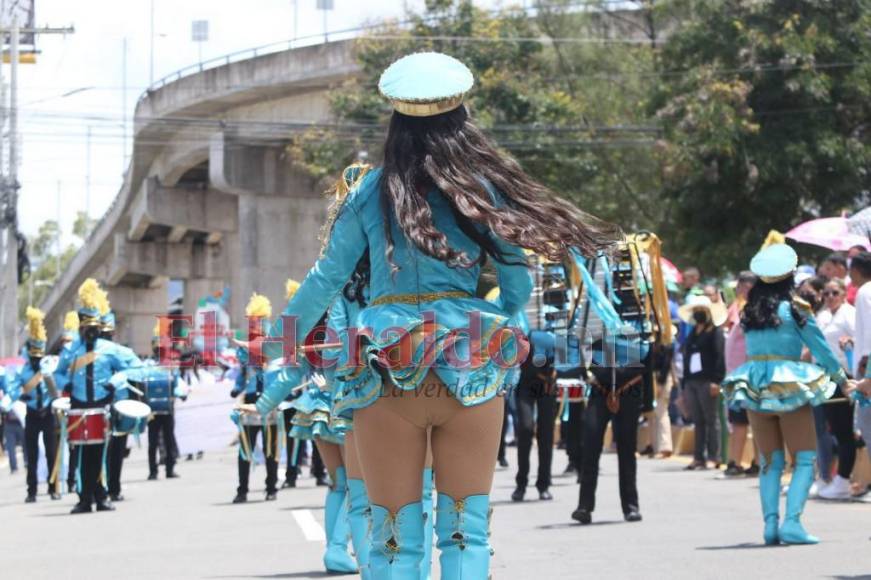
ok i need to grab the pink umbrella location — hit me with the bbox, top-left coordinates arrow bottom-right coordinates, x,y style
660,257 -> 683,284
786,217 -> 870,252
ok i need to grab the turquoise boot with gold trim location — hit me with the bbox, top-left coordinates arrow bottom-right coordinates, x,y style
369,502 -> 425,579
435,493 -> 492,580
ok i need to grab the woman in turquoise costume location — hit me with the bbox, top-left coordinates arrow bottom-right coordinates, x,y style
722,242 -> 856,545
255,52 -> 618,579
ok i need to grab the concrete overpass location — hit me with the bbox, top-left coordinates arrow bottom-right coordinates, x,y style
38,40 -> 359,354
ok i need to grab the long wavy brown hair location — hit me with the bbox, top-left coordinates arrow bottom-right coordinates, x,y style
379,106 -> 621,271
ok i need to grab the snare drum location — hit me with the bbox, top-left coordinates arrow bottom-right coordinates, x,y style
557,379 -> 586,403
67,408 -> 109,445
51,396 -> 71,414
112,400 -> 152,436
240,409 -> 279,427
144,378 -> 172,415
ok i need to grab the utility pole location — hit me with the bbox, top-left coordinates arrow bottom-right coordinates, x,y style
0,10 -> 75,356
122,36 -> 127,174
0,11 -> 19,358
149,0 -> 155,85
85,125 -> 91,216
55,180 -> 61,281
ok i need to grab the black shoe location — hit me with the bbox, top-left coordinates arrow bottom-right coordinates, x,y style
70,502 -> 92,514
196,451 -> 204,460
624,509 -> 642,523
539,490 -> 553,501
67,482 -> 76,494
50,492 -> 61,501
109,493 -> 124,502
571,508 -> 592,525
25,494 -> 36,503
315,476 -> 329,487
282,479 -> 297,489
498,457 -> 509,468
233,493 -> 247,504
563,462 -> 577,475
640,445 -> 654,457
744,462 -> 760,477
96,500 -> 115,512
166,470 -> 179,479
265,492 -> 277,501
148,472 -> 158,481
685,461 -> 706,471
511,486 -> 526,502
724,462 -> 744,477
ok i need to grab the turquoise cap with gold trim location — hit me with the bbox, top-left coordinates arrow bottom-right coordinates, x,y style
750,243 -> 798,284
379,52 -> 473,117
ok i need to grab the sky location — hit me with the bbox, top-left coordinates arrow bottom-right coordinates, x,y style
11,0 -> 504,244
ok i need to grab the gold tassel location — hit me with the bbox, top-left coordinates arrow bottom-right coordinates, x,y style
319,162 -> 372,256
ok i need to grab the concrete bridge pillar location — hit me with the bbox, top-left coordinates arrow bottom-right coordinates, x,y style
209,131 -> 327,325
106,284 -> 169,354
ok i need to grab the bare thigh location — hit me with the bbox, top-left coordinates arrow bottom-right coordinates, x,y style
354,387 -> 428,511
430,394 -> 503,500
778,404 -> 817,453
315,440 -> 345,481
747,411 -> 784,459
344,431 -> 364,481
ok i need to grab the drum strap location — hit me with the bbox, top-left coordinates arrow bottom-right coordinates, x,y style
70,351 -> 98,374
75,349 -> 99,403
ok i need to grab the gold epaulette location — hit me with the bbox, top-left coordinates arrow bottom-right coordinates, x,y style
792,296 -> 813,313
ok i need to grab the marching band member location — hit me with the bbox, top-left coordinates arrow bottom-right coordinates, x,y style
253,52 -> 617,579
722,242 -> 854,545
7,307 -> 60,502
231,293 -> 280,503
141,321 -> 183,480
54,279 -> 143,514
61,311 -> 81,494
99,295 -> 140,502
280,280 -> 303,490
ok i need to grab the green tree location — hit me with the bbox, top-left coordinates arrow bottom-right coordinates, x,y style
72,210 -> 97,243
291,0 -> 669,231
653,0 -> 871,273
18,219 -> 77,319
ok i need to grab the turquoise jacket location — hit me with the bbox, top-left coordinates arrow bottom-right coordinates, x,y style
54,338 -> 143,406
275,168 -> 530,339
724,300 -> 846,413
8,362 -> 54,411
258,168 -> 532,414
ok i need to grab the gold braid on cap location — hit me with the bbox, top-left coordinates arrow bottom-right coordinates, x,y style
319,162 -> 372,257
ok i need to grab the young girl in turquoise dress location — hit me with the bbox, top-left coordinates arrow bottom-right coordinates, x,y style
254,52 -> 619,579
723,243 -> 857,546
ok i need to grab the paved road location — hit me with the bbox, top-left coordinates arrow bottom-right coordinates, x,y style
1,443 -> 869,579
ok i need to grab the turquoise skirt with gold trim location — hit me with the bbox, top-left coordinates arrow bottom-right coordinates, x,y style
289,385 -> 346,445
722,359 -> 839,413
331,300 -> 522,421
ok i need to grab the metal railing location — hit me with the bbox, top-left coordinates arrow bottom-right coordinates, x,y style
138,21 -> 399,104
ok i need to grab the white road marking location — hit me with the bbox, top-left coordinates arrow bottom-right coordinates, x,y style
291,508 -> 326,542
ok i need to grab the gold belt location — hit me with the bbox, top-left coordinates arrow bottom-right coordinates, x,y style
371,291 -> 472,306
748,355 -> 800,362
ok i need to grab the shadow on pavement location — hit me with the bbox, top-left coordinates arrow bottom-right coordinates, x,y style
207,572 -> 333,579
696,542 -> 775,550
538,520 -> 623,529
